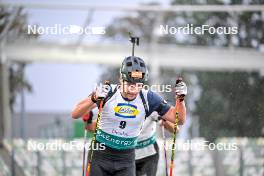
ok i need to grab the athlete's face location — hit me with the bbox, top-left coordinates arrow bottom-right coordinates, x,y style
121,81 -> 143,100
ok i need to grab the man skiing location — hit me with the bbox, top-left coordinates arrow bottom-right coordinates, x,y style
71,56 -> 187,176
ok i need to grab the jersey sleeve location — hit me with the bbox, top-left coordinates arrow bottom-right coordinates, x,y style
147,90 -> 171,117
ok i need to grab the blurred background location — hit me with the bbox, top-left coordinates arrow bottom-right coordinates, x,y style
0,0 -> 264,176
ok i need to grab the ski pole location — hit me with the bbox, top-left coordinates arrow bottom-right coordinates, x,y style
162,125 -> 169,176
82,121 -> 88,176
129,32 -> 139,57
86,80 -> 109,176
169,106 -> 179,176
169,77 -> 182,176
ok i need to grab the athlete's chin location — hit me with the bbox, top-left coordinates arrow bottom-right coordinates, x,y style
127,93 -> 137,100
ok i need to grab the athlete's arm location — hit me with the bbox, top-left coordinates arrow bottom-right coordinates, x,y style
161,120 -> 180,133
147,90 -> 186,125
162,79 -> 187,125
71,84 -> 110,119
71,98 -> 96,119
162,99 -> 186,125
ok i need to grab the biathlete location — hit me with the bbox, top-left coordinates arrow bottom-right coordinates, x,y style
81,108 -> 180,176
71,56 -> 187,176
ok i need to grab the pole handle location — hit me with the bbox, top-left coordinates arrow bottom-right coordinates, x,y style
129,32 -> 139,56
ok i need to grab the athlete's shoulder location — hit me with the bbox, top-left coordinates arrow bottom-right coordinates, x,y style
140,89 -> 160,99
146,90 -> 162,102
146,90 -> 171,116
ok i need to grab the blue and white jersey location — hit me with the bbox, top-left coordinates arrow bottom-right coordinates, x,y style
95,85 -> 170,150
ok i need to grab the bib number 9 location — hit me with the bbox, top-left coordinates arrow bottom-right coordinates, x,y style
119,121 -> 127,129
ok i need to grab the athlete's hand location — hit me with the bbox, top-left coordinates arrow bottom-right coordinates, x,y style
91,83 -> 111,102
160,119 -> 180,133
175,78 -> 187,101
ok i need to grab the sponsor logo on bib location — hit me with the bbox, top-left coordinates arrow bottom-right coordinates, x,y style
114,103 -> 139,118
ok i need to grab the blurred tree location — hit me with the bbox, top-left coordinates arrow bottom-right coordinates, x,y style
169,0 -> 264,141
196,71 -> 264,141
101,0 -> 264,140
169,0 -> 264,48
0,7 -> 37,112
0,7 -> 37,145
99,67 -> 120,84
106,2 -> 161,43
